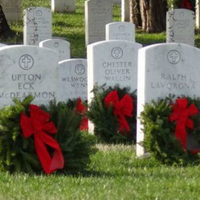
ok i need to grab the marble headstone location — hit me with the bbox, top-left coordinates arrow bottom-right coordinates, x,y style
0,45 -> 59,107
39,39 -> 70,61
24,7 -> 52,46
106,22 -> 135,41
0,0 -> 22,21
87,40 -> 142,102
85,0 -> 113,46
51,0 -> 76,12
167,9 -> 195,46
137,43 -> 200,156
58,59 -> 87,101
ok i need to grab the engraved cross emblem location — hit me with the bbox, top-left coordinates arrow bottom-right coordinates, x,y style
167,50 -> 181,64
22,56 -> 32,68
19,54 -> 34,70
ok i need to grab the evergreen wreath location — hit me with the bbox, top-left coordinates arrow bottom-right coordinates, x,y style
0,96 -> 96,174
140,95 -> 200,165
87,84 -> 136,144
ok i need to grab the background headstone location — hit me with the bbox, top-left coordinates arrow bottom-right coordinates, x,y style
0,0 -> 22,21
106,22 -> 135,41
51,0 -> 76,13
24,7 -> 52,46
85,0 -> 113,46
58,59 -> 87,102
137,43 -> 200,156
121,0 -> 130,22
167,9 -> 195,46
39,39 -> 70,62
0,45 -> 59,107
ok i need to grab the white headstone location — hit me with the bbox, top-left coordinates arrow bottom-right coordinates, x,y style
39,39 -> 70,62
85,0 -> 113,46
137,43 -> 200,156
87,40 -> 142,102
106,22 -> 135,41
58,59 -> 87,102
24,7 -> 52,46
167,9 -> 195,46
0,45 -> 59,107
121,0 -> 130,22
51,0 -> 76,13
0,0 -> 22,21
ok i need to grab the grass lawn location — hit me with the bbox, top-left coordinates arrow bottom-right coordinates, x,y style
0,0 -> 200,199
0,144 -> 200,200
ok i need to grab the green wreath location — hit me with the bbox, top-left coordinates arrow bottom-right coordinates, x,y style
87,84 -> 136,144
0,96 -> 96,174
140,95 -> 200,165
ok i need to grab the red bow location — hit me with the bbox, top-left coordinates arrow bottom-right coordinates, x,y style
169,98 -> 198,150
105,90 -> 133,133
20,105 -> 64,174
75,98 -> 88,131
180,0 -> 192,9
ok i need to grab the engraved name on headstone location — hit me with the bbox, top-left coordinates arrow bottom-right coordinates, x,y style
87,40 -> 142,102
58,59 -> 87,101
0,45 -> 59,107
106,22 -> 135,41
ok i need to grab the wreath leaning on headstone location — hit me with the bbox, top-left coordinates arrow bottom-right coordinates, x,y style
0,95 -> 96,175
87,84 -> 137,144
140,95 -> 200,165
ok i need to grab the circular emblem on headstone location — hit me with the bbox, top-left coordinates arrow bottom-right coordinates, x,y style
167,50 -> 181,64
111,47 -> 123,59
19,54 -> 34,70
54,42 -> 59,48
118,25 -> 125,32
36,10 -> 42,16
96,0 -> 103,7
75,64 -> 85,75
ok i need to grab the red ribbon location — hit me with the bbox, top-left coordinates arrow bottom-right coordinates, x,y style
104,90 -> 133,133
169,98 -> 198,151
180,0 -> 192,9
75,98 -> 88,131
20,105 -> 64,174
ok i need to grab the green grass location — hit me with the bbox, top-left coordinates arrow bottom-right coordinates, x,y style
0,145 -> 200,200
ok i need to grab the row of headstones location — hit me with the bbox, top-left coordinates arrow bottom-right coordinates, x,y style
0,0 -> 195,47
87,40 -> 200,157
23,6 -> 134,46
0,0 -> 122,22
85,0 -> 195,46
23,6 -> 195,49
0,40 -> 199,157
